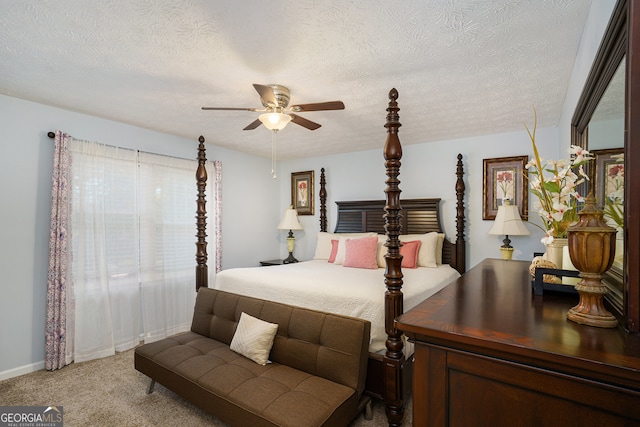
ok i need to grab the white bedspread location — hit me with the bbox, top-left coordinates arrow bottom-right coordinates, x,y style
213,260 -> 460,352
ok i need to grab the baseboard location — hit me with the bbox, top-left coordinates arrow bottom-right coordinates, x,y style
0,360 -> 45,381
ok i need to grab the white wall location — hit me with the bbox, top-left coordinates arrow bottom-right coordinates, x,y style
559,0 -> 618,143
0,94 -> 279,377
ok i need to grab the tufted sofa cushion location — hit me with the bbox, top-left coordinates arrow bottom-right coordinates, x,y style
135,288 -> 371,427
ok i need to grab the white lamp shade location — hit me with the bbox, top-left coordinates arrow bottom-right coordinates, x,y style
277,205 -> 303,230
259,112 -> 292,131
488,204 -> 530,236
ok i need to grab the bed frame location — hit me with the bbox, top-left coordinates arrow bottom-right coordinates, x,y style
194,88 -> 466,426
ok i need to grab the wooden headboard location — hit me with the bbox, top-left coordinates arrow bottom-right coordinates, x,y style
334,198 -> 443,234
315,155 -> 466,275
332,198 -> 465,274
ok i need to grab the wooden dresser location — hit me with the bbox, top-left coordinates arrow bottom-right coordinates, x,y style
396,258 -> 640,427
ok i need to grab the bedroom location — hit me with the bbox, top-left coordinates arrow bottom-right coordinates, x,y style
0,0 -> 632,424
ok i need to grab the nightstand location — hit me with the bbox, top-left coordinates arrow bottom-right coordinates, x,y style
259,259 -> 284,266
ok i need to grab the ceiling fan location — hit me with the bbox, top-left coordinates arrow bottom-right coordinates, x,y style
202,84 -> 345,131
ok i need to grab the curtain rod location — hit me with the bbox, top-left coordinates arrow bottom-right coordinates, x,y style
47,131 -> 201,163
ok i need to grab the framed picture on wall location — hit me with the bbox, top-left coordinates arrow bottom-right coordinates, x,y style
592,148 -> 624,208
291,170 -> 314,215
483,156 -> 529,220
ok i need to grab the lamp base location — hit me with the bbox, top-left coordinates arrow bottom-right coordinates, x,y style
283,252 -> 298,264
499,247 -> 514,260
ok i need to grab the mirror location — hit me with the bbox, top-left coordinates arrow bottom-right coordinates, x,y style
571,0 -> 627,322
587,58 -> 625,313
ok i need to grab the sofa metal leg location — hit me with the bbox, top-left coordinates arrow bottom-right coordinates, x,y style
146,379 -> 156,394
364,399 -> 373,420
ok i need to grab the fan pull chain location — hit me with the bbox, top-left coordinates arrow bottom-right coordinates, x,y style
271,130 -> 277,179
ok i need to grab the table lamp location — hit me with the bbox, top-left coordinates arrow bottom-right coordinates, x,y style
488,199 -> 530,260
277,205 -> 303,263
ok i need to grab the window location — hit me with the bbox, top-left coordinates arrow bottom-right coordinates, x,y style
68,140 -> 218,362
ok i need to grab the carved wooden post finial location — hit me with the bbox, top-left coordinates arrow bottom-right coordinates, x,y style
455,153 -> 466,273
383,88 -> 404,427
319,167 -> 327,232
195,136 -> 208,291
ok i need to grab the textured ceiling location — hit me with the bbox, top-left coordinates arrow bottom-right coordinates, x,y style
0,0 -> 593,160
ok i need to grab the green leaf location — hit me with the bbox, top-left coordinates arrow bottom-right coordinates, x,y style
543,181 -> 561,194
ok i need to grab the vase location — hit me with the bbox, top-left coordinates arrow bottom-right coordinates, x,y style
544,238 -> 568,269
567,194 -> 617,328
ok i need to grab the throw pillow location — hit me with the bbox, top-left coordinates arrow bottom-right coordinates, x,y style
401,232 -> 439,268
333,233 -> 376,264
343,236 -> 379,269
315,232 -> 377,262
400,240 -> 421,268
230,312 -> 278,365
376,234 -> 387,267
328,239 -> 339,263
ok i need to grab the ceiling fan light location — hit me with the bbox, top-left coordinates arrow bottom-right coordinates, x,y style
259,112 -> 291,131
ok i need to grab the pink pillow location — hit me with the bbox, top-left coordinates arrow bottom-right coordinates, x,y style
328,239 -> 339,263
343,236 -> 379,269
400,240 -> 421,268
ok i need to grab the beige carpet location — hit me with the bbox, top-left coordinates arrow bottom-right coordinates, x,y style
0,349 -> 412,426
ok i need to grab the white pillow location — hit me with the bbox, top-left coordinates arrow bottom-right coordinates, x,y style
230,312 -> 278,365
376,233 -> 442,268
436,233 -> 445,265
313,232 -> 334,260
401,232 -> 439,268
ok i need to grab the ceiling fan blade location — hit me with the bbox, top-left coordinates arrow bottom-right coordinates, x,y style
201,107 -> 261,111
243,118 -> 263,130
253,84 -> 278,107
289,101 -> 345,112
289,114 -> 321,130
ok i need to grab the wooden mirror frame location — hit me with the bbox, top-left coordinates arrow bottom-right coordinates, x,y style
572,0 -> 639,332
627,0 -> 640,333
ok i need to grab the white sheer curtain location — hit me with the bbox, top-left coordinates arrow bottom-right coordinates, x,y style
70,141 -> 139,362
67,139 -> 218,363
138,152 -> 199,343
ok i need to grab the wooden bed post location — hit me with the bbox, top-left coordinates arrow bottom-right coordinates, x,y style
195,135 -> 208,291
319,167 -> 327,232
455,153 -> 466,274
383,88 -> 405,427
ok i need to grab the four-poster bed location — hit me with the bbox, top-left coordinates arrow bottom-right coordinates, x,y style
195,89 -> 466,426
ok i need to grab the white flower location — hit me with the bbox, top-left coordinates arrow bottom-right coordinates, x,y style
550,202 -> 571,220
524,108 -> 593,240
611,187 -> 624,201
568,145 -> 593,163
577,164 -> 589,180
530,177 -> 542,191
525,158 -> 538,169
